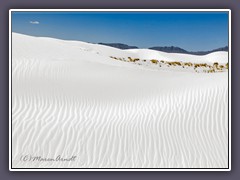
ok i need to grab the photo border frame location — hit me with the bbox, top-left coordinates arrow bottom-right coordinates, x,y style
9,9 -> 231,171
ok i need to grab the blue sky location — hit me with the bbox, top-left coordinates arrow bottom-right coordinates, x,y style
12,11 -> 229,51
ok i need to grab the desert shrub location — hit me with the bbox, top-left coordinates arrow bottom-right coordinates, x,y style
128,57 -> 133,61
208,69 -> 215,73
167,61 -> 181,66
226,63 -> 229,69
194,63 -> 208,68
143,60 -> 146,62
213,62 -> 219,67
150,59 -> 159,64
128,57 -> 139,62
194,64 -> 200,68
110,56 -> 118,60
219,65 -> 224,69
172,62 -> 181,66
200,63 -> 207,67
184,62 -> 193,66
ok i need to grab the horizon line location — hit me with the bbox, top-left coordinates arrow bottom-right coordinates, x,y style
12,32 -> 228,53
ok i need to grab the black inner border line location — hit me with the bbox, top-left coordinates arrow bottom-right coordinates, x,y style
10,10 -> 230,170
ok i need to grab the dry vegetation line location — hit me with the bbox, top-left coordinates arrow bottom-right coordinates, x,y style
110,56 -> 229,73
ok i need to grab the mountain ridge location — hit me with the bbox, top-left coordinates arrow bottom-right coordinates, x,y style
98,42 -> 228,55
98,43 -> 138,50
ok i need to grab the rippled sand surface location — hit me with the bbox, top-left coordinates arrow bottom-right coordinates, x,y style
11,33 -> 229,168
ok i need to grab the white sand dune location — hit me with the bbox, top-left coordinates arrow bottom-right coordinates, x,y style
11,33 -> 228,168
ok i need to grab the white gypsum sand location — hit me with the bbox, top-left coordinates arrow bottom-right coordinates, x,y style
11,33 -> 228,168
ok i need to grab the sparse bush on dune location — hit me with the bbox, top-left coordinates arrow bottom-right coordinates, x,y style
213,62 -> 219,68
213,62 -> 223,70
206,64 -> 212,68
110,56 -> 119,60
184,62 -> 193,66
109,55 -> 226,73
150,59 -> 159,64
128,57 -> 140,62
201,63 -> 207,67
128,57 -> 134,62
219,65 -> 224,69
110,56 -> 140,62
128,57 -> 132,61
194,63 -> 204,68
194,64 -> 200,68
208,69 -> 215,73
173,62 -> 181,66
226,63 -> 229,69
166,61 -> 182,66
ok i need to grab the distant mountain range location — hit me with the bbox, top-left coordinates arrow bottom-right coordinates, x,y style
98,43 -> 228,55
150,46 -> 229,55
98,43 -> 138,50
